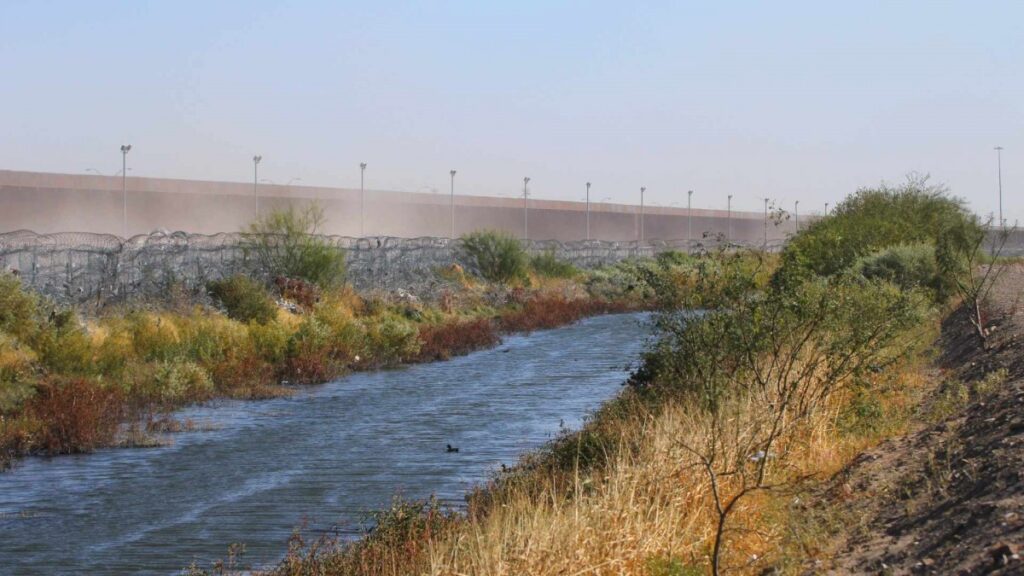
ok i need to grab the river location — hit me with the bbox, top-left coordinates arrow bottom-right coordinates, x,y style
0,312 -> 650,575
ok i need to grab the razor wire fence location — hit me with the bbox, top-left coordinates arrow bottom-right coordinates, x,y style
0,229 -> 782,305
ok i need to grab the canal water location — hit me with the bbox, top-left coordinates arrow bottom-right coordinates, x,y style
0,312 -> 651,575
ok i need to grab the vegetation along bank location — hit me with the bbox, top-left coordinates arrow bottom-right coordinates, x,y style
0,209 -> 671,470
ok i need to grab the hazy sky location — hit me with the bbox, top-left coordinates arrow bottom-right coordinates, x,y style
1,1 -> 1020,219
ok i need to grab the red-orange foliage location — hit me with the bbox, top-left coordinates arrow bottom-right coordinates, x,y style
498,295 -> 632,333
28,378 -> 124,455
415,318 -> 499,362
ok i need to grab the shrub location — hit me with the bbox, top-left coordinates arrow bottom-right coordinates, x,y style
207,275 -> 277,324
460,230 -> 528,284
244,203 -> 347,288
529,250 -> 578,278
0,333 -> 37,414
856,243 -> 941,296
361,313 -> 421,366
0,273 -> 40,341
778,176 -> 979,282
416,318 -> 499,361
149,360 -> 214,403
27,378 -> 123,455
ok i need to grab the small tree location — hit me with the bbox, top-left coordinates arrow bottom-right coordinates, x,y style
937,218 -> 1016,349
639,253 -> 924,574
459,230 -> 528,284
243,203 -> 346,289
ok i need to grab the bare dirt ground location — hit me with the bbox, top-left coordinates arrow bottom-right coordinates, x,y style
804,264 -> 1024,575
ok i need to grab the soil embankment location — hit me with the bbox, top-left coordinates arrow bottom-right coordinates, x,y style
809,265 -> 1024,574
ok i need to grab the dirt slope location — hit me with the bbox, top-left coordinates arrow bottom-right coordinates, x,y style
809,265 -> 1024,575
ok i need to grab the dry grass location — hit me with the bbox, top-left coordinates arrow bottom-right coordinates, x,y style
261,337 -> 936,576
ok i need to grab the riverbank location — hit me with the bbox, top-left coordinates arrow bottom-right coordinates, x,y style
0,253 -> 671,471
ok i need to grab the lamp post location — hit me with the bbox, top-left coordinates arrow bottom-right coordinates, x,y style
449,169 -> 457,239
523,177 -> 530,241
996,146 -> 1004,228
794,200 -> 800,233
252,155 -> 262,219
639,186 -> 646,242
359,162 -> 367,237
727,194 -> 733,244
120,144 -> 132,238
825,202 -> 829,215
763,197 -> 769,249
687,189 -> 693,249
585,182 -> 591,241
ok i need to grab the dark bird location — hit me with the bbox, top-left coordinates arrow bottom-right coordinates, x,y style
446,444 -> 459,453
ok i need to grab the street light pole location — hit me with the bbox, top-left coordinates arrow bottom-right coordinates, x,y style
449,170 -> 457,239
996,146 -> 1004,228
825,202 -> 829,215
252,155 -> 262,219
687,189 -> 693,249
523,177 -> 530,241
727,194 -> 733,244
585,182 -> 591,241
795,200 -> 800,233
359,162 -> 367,237
763,198 -> 769,249
120,144 -> 131,238
639,186 -> 646,242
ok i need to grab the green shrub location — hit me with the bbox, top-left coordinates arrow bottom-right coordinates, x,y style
0,273 -> 40,341
149,360 -> 214,402
856,243 -> 941,296
0,333 -> 37,413
248,320 -> 292,365
362,313 -> 420,365
460,230 -> 528,284
244,203 -> 347,288
530,250 -> 578,278
778,177 -> 979,283
207,275 -> 277,324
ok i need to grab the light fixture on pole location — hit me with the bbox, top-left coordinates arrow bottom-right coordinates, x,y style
794,200 -> 800,233
763,198 -> 769,249
687,190 -> 693,248
252,155 -> 262,218
449,170 -> 457,239
727,194 -> 733,244
639,186 -> 646,242
359,163 -> 367,237
996,146 -> 1004,228
825,202 -> 829,215
523,177 -> 531,241
120,144 -> 132,238
585,182 -> 591,241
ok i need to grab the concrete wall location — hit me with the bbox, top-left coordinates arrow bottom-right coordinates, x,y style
0,170 -> 790,243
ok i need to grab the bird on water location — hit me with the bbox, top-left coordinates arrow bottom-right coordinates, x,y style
446,444 -> 459,453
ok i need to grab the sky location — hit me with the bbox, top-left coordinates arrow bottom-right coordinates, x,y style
1,1 -> 1021,220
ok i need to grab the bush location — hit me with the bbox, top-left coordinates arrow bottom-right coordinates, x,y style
149,360 -> 214,403
244,203 -> 346,288
0,333 -> 37,414
460,230 -> 528,284
778,176 -> 978,282
0,273 -> 40,341
416,318 -> 499,361
856,243 -> 941,296
208,275 -> 277,324
530,250 -> 578,278
27,378 -> 123,455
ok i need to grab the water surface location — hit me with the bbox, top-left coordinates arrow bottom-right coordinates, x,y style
0,313 -> 650,575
